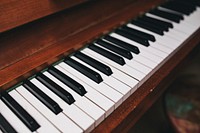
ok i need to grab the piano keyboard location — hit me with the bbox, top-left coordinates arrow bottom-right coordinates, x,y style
1,0 -> 200,132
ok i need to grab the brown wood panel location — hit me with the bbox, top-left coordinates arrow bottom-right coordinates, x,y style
0,0 -> 135,70
0,0 -> 89,32
1,0 -> 155,89
1,0 -> 200,132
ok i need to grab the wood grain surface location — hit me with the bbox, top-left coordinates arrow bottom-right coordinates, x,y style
0,0 -> 157,89
0,0 -> 200,132
0,0 -> 89,32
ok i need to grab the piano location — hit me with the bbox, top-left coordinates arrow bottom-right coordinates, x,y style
0,0 -> 200,132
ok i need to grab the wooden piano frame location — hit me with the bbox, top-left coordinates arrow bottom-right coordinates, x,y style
0,0 -> 200,132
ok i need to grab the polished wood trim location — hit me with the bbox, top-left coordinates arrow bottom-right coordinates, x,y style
0,0 -> 136,70
1,0 -> 199,132
0,0 -> 89,32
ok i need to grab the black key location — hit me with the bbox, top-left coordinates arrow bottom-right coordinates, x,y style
161,1 -> 196,15
36,73 -> 75,104
64,57 -> 103,84
74,51 -> 113,76
115,29 -> 150,46
131,20 -> 164,35
88,44 -> 125,65
158,6 -> 186,19
1,92 -> 40,132
137,17 -> 169,32
0,113 -> 17,133
161,4 -> 192,15
121,25 -> 156,42
177,0 -> 200,6
23,80 -> 62,115
96,39 -> 133,59
149,8 -> 183,23
142,15 -> 173,28
48,66 -> 87,96
103,35 -> 140,54
174,1 -> 196,10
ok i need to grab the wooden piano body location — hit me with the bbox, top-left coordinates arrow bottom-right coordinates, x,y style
0,0 -> 200,132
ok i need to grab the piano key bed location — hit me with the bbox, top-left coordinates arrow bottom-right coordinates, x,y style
1,0 -> 200,133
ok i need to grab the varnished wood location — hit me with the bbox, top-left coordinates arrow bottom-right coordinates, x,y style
0,0 -> 137,71
0,0 -> 163,90
0,0 -> 200,132
0,0 -> 89,32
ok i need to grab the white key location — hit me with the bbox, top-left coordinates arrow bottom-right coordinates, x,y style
157,6 -> 200,28
148,18 -> 189,41
125,58 -> 152,75
83,48 -> 146,80
71,56 -> 131,100
184,15 -> 200,27
95,41 -> 163,69
172,22 -> 197,35
187,8 -> 200,27
147,41 -> 172,55
109,67 -> 139,93
80,51 -> 139,91
81,48 -> 149,86
103,37 -> 169,58
33,74 -> 104,126
109,34 -> 164,64
165,28 -> 189,42
57,63 -> 123,108
9,90 -> 60,133
157,6 -> 197,34
16,86 -> 83,133
145,13 -> 183,27
147,7 -> 200,35
168,22 -> 194,36
0,100 -> 32,133
131,52 -> 157,69
127,23 -> 179,48
127,22 -> 181,48
195,7 -> 200,14
97,40 -> 156,70
127,23 -> 181,50
0,129 -> 2,133
43,71 -> 115,117
176,9 -> 200,28
30,79 -> 95,133
146,13 -> 198,34
77,53 -> 150,77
